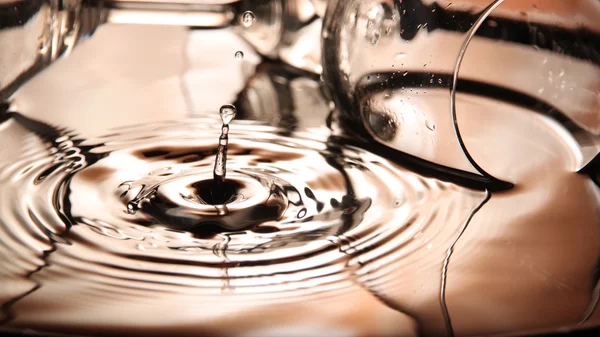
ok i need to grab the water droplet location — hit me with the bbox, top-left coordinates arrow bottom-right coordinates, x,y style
235,51 -> 244,60
371,30 -> 381,46
403,71 -> 408,76
438,78 -> 443,84
426,120 -> 436,131
220,104 -> 237,125
242,11 -> 255,28
394,52 -> 407,59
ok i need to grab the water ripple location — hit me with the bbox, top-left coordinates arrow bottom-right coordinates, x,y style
0,117 -> 483,336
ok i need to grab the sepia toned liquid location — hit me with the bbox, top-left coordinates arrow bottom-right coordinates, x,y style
1,5 -> 600,336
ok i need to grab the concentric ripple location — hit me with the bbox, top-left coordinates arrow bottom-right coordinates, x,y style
0,116 -> 484,335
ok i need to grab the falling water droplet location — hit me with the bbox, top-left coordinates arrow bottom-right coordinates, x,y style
242,11 -> 256,28
235,51 -> 244,60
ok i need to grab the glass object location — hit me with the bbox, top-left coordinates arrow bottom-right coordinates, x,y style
0,0 -> 323,100
322,0 -> 600,186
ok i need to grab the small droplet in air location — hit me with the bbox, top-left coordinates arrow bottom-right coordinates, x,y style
235,51 -> 244,60
220,104 -> 237,125
403,71 -> 408,76
242,11 -> 256,28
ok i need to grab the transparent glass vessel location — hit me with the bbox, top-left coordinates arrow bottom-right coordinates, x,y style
322,0 -> 600,185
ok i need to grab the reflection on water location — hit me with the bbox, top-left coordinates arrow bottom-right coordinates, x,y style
0,24 -> 600,337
